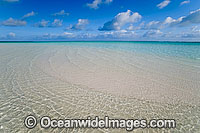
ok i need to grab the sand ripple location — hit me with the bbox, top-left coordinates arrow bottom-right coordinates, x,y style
0,44 -> 200,133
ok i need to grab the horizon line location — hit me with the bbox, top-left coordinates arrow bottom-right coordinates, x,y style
0,40 -> 200,43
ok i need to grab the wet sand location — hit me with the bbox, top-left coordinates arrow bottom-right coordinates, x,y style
0,43 -> 200,132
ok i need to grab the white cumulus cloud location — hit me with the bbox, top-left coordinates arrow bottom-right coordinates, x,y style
99,10 -> 142,31
86,0 -> 113,9
163,17 -> 176,24
2,18 -> 26,26
51,19 -> 63,27
67,19 -> 89,30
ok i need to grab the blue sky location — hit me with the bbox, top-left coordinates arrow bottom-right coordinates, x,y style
0,0 -> 200,41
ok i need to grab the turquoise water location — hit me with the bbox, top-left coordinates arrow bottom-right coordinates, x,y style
1,41 -> 200,60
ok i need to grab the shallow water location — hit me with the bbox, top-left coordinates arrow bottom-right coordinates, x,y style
0,42 -> 200,132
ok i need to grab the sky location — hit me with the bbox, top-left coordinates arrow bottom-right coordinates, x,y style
0,0 -> 200,41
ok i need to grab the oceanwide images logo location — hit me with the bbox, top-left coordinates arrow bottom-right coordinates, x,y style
24,115 -> 176,131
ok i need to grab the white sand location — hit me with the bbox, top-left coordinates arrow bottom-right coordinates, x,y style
36,45 -> 200,104
0,44 -> 200,132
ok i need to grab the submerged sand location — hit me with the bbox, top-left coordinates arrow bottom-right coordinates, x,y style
0,43 -> 200,132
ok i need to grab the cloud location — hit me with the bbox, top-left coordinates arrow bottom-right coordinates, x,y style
138,9 -> 200,31
22,11 -> 36,19
126,9 -> 200,33
127,22 -> 144,31
67,19 -> 89,30
34,19 -> 49,27
86,0 -> 113,9
180,26 -> 200,38
102,30 -> 136,38
1,18 -> 26,26
138,18 -> 174,30
87,0 -> 101,9
34,19 -> 63,28
191,26 -> 200,33
7,32 -> 16,38
99,10 -> 142,31
144,21 -> 163,29
39,30 -> 137,40
127,24 -> 134,31
52,10 -> 69,16
2,0 -> 19,2
170,9 -> 200,27
141,9 -> 200,30
157,0 -> 171,9
41,32 -> 75,40
180,9 -> 200,25
41,30 -> 136,40
163,17 -> 176,24
50,19 -> 63,27
180,32 -> 200,38
180,0 -> 190,6
143,30 -> 162,37
105,0 -> 112,4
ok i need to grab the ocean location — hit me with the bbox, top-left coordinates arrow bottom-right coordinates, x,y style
0,41 -> 200,132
